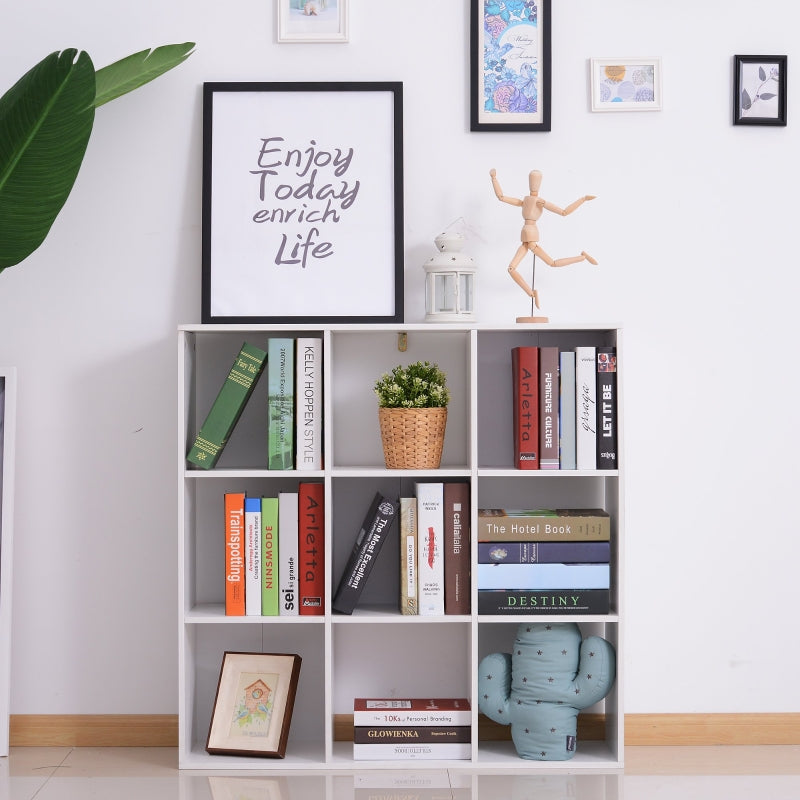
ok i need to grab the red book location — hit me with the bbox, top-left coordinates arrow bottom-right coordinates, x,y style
298,482 -> 324,615
444,482 -> 470,615
512,346 -> 539,469
224,492 -> 246,616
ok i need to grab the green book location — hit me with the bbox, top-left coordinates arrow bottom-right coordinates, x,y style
186,341 -> 267,469
268,338 -> 295,469
261,497 -> 279,616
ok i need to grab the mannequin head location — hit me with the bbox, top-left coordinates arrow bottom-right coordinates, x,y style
528,170 -> 543,194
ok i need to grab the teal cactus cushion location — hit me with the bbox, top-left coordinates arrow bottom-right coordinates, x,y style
478,622 -> 616,760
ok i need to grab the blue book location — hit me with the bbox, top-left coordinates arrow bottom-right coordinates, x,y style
476,563 -> 610,590
478,542 -> 610,564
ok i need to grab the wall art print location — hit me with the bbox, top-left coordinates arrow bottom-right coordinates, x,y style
277,0 -> 348,43
471,0 -> 551,131
201,82 -> 404,324
590,58 -> 662,112
733,55 -> 787,126
206,652 -> 301,758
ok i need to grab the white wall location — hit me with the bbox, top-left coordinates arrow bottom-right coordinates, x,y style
0,0 -> 797,716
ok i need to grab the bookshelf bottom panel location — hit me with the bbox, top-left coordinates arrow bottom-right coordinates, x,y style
184,623 -> 327,761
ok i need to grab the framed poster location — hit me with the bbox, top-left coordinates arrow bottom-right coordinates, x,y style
277,0 -> 349,43
202,82 -> 404,323
733,55 -> 787,126
206,652 -> 302,758
470,0 -> 551,132
590,57 -> 662,112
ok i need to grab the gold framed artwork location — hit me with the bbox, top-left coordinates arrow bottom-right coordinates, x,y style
206,652 -> 302,758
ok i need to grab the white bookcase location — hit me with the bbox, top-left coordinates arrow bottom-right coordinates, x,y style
0,367 -> 16,758
178,323 -> 624,771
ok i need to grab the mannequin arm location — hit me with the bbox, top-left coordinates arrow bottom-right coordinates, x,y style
542,195 -> 596,216
490,168 -> 523,207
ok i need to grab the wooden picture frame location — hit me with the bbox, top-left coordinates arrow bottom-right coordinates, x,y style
470,0 -> 551,132
733,55 -> 787,126
206,652 -> 302,758
590,57 -> 662,112
277,0 -> 348,43
202,82 -> 404,324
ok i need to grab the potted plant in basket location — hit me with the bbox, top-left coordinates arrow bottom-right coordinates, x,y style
374,360 -> 450,469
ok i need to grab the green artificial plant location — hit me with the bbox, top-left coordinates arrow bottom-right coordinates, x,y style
0,43 -> 195,272
374,361 -> 450,409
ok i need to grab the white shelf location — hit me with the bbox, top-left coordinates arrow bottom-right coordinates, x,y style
178,324 -> 624,771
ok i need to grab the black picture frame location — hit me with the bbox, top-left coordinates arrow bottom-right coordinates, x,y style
470,0 -> 551,132
733,55 -> 787,126
202,82 -> 404,323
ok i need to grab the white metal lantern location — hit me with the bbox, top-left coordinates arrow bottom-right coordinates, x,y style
422,230 -> 477,322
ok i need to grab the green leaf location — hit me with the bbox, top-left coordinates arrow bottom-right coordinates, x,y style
93,42 -> 195,107
0,49 -> 96,271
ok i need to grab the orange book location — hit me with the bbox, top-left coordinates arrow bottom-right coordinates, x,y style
298,482 -> 324,615
224,492 -> 246,615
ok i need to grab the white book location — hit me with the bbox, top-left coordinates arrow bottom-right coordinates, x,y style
278,492 -> 299,616
244,497 -> 262,615
295,337 -> 323,470
399,497 -> 418,615
575,346 -> 597,470
353,742 -> 471,760
477,563 -> 610,590
559,350 -> 576,470
415,482 -> 445,616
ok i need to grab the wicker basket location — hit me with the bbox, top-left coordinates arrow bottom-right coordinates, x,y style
378,407 -> 448,469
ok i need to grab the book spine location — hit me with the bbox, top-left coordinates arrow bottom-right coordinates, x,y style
415,483 -> 445,616
477,563 -> 610,590
539,346 -> 560,469
477,541 -> 610,563
353,742 -> 471,760
244,496 -> 262,616
399,497 -> 418,615
354,698 -> 471,713
278,492 -> 299,616
295,337 -> 323,471
260,497 -> 279,616
477,589 -> 610,615
353,710 -> 473,726
187,342 -> 267,469
559,350 -> 577,470
332,493 -> 400,615
596,346 -> 618,470
443,482 -> 470,615
575,346 -> 597,470
511,346 -> 539,469
224,492 -> 246,616
268,338 -> 295,470
477,512 -> 610,542
353,726 -> 471,744
298,482 -> 324,615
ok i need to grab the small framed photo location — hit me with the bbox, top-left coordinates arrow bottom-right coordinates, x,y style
733,55 -> 787,126
277,0 -> 348,43
590,58 -> 662,112
202,82 -> 404,324
470,0 -> 551,132
206,652 -> 302,758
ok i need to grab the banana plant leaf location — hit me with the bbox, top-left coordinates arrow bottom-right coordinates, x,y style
0,43 -> 194,272
0,49 -> 95,271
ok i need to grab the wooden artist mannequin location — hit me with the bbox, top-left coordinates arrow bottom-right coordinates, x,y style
490,168 -> 597,322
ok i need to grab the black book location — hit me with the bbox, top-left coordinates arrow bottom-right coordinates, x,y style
333,492 -> 399,614
596,346 -> 618,470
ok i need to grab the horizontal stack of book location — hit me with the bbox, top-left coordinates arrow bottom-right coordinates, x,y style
187,337 -> 323,470
513,343 -> 617,471
224,482 -> 324,616
353,698 -> 472,761
476,508 -> 611,615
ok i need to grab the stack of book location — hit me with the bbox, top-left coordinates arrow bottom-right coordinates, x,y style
512,343 -> 617,471
224,482 -> 324,616
476,508 -> 611,615
353,698 -> 472,760
187,337 -> 323,471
